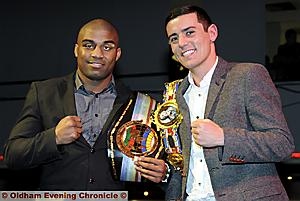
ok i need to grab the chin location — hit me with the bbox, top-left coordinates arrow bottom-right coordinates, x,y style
181,63 -> 194,70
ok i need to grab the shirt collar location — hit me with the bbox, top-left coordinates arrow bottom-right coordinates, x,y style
187,56 -> 218,88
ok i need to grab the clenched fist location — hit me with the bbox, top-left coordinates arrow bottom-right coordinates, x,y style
55,116 -> 82,145
191,118 -> 224,147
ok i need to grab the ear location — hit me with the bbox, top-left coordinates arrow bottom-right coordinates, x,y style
115,47 -> 122,61
208,24 -> 218,42
74,44 -> 79,57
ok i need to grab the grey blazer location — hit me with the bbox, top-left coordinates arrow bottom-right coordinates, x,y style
165,57 -> 295,201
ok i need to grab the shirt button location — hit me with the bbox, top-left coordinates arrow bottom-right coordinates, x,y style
95,114 -> 98,117
89,178 -> 95,184
90,148 -> 95,153
95,94 -> 99,98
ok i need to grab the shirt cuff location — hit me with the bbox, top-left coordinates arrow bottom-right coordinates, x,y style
162,162 -> 170,183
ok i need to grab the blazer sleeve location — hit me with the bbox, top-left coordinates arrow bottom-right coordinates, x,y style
220,64 -> 295,163
4,82 -> 61,169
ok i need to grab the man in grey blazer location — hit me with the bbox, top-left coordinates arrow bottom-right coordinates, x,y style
4,18 -> 167,191
164,5 -> 295,201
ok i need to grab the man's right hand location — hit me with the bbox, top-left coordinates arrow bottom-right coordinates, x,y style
55,116 -> 82,145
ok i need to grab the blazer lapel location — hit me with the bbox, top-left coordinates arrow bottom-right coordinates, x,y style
60,73 -> 77,116
205,57 -> 231,119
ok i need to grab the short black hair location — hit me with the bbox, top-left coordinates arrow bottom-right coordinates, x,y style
165,5 -> 213,31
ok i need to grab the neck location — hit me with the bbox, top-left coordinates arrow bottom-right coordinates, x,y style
87,78 -> 112,93
80,74 -> 112,93
190,54 -> 217,87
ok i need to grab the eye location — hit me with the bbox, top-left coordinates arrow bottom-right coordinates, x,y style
186,30 -> 195,37
169,36 -> 178,44
102,43 -> 115,51
82,42 -> 96,50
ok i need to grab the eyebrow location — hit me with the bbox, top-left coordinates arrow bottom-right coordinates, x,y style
81,39 -> 94,44
168,33 -> 177,40
81,39 -> 116,45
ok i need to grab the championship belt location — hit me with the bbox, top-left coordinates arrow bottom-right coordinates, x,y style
151,80 -> 184,172
108,92 -> 162,182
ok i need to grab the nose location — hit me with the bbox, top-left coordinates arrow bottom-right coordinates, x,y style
178,35 -> 188,48
91,45 -> 104,58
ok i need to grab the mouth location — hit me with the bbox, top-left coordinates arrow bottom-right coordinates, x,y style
87,61 -> 105,68
181,49 -> 196,57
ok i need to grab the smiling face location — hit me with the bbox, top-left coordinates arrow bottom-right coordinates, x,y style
166,13 -> 218,72
74,19 -> 121,85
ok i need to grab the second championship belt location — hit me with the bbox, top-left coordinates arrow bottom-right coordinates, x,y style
152,80 -> 184,172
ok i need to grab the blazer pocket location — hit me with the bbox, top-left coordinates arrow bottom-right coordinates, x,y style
242,180 -> 283,200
